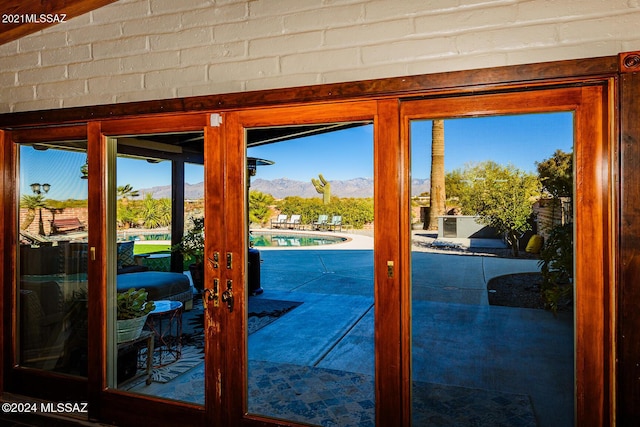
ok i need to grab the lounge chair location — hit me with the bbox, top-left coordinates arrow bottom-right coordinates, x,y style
287,214 -> 302,229
313,214 -> 329,230
271,214 -> 288,229
327,215 -> 342,231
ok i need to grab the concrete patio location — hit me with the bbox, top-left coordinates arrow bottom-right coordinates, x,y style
135,235 -> 573,427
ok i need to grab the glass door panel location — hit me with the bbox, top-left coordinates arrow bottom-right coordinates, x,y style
408,113 -> 575,427
245,123 -> 376,426
17,141 -> 89,376
107,132 -> 205,405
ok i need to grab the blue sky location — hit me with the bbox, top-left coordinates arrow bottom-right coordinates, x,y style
19,112 -> 573,199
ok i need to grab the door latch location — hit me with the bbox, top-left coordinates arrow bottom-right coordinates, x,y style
221,280 -> 234,312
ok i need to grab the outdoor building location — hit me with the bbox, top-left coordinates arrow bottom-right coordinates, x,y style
0,1 -> 639,427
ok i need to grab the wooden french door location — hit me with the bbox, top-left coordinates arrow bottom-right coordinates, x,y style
207,100 -> 404,426
399,85 -> 613,427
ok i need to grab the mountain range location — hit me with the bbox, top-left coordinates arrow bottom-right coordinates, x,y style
139,177 -> 430,199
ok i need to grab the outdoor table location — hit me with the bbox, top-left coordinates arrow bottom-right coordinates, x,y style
145,300 -> 183,367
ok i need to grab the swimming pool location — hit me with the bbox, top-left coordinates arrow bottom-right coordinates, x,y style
250,231 -> 347,247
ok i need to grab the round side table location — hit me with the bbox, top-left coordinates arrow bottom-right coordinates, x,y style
145,300 -> 183,367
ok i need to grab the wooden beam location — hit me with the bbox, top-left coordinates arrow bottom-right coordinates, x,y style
0,0 -> 118,46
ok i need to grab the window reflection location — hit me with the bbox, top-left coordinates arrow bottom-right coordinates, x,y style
18,142 -> 89,375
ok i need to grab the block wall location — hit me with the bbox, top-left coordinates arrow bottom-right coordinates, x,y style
2,0 -> 640,113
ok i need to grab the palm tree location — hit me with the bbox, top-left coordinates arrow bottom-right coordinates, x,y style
427,119 -> 446,230
20,194 -> 46,231
117,184 -> 140,205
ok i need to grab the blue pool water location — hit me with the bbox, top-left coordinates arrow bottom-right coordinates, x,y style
250,232 -> 346,247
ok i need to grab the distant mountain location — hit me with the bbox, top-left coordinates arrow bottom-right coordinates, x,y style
137,177 -> 430,199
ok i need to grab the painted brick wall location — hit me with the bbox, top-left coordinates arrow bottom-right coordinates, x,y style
1,0 -> 640,113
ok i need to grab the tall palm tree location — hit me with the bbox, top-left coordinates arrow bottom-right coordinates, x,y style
427,119 -> 446,230
117,184 -> 140,205
20,194 -> 46,231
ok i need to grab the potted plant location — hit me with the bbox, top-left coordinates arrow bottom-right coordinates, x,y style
173,216 -> 204,291
116,288 -> 155,343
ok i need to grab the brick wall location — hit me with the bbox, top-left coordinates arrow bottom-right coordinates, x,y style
1,0 -> 640,113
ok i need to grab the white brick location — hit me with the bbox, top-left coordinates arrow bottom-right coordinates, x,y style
283,5 -> 364,32
36,80 -> 86,99
88,74 -> 144,95
114,87 -> 177,103
93,37 -> 148,59
180,42 -> 247,66
362,37 -> 457,64
214,17 -> 283,43
92,0 -> 151,24
18,31 -> 68,53
414,4 -> 519,36
42,45 -> 92,66
245,72 -> 321,91
516,0 -> 622,24
505,40 -> 621,65
0,72 -> 16,86
208,57 -> 280,81
123,51 -> 179,72
281,47 -> 361,73
0,104 -> 11,114
62,93 -> 117,108
455,23 -> 559,55
176,81 -> 245,97
323,62 -> 408,84
249,32 -> 323,57
181,3 -> 247,28
1,51 -> 40,72
13,98 -> 62,112
54,10 -> 92,31
365,0 -> 456,21
145,66 -> 206,89
0,40 -> 19,56
149,28 -> 213,51
18,66 -> 66,85
150,0 -> 211,14
0,85 -> 36,103
249,0 -> 321,18
558,15 -> 637,43
122,14 -> 182,37
407,52 -> 508,75
69,59 -> 122,79
325,19 -> 414,47
67,23 -> 123,44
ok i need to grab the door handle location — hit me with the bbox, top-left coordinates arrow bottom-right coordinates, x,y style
203,278 -> 220,307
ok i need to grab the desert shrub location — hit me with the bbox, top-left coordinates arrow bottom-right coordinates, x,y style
538,223 -> 573,313
277,196 -> 374,229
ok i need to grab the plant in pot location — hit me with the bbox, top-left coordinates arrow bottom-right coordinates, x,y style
173,216 -> 204,291
117,288 -> 155,343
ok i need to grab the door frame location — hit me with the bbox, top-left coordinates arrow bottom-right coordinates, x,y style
0,56 -> 621,426
211,100 -> 405,426
399,84 -> 614,426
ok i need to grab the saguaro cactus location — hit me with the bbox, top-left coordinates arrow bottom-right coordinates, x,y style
312,173 -> 331,204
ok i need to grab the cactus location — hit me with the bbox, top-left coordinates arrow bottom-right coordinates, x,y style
312,173 -> 331,204
117,288 -> 156,320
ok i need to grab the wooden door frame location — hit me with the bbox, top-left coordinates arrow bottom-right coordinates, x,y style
1,53 -> 635,425
399,84 -> 614,426
217,100 -> 407,426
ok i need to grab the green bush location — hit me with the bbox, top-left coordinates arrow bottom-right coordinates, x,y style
538,223 -> 573,313
277,196 -> 373,229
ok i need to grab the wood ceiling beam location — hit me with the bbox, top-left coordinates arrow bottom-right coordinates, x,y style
0,0 -> 118,46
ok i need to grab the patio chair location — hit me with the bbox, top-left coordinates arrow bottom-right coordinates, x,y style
287,214 -> 302,229
327,215 -> 342,231
313,214 -> 329,230
271,214 -> 288,229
